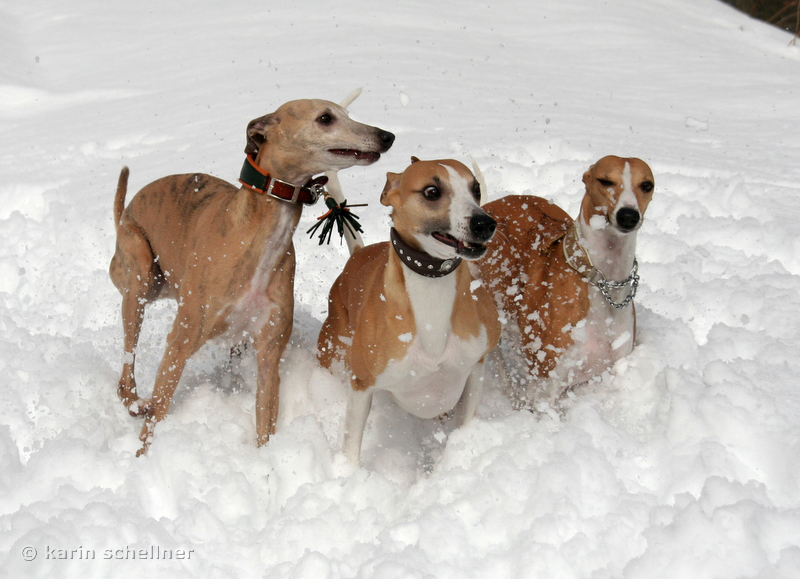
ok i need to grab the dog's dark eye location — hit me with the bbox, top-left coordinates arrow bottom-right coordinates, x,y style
422,186 -> 441,200
598,178 -> 614,188
316,113 -> 333,125
472,182 -> 481,201
640,181 -> 654,194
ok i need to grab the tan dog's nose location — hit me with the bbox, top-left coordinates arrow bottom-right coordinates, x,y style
616,207 -> 640,231
470,212 -> 497,242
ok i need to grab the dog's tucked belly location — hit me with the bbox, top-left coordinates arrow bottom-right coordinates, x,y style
374,329 -> 488,419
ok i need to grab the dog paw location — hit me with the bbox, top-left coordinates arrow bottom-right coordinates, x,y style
135,418 -> 156,457
127,399 -> 152,418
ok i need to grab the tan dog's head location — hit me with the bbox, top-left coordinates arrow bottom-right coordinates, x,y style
581,156 -> 654,233
244,99 -> 395,180
381,157 -> 497,260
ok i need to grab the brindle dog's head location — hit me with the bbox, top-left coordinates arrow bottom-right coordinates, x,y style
245,99 -> 395,181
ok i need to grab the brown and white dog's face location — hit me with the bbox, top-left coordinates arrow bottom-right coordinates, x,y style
581,155 -> 655,233
245,99 -> 395,177
381,157 -> 497,260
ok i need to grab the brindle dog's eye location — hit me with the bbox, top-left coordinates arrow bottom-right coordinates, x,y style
640,181 -> 654,194
598,178 -> 614,188
422,186 -> 441,200
316,113 -> 333,125
472,182 -> 481,201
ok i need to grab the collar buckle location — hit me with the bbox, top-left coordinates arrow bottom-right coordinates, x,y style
308,182 -> 325,204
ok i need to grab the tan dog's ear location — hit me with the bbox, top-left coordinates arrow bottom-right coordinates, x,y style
245,114 -> 279,156
410,156 -> 421,163
582,168 -> 593,186
381,172 -> 402,206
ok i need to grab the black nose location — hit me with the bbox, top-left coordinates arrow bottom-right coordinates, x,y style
616,207 -> 640,231
470,212 -> 497,241
378,130 -> 395,150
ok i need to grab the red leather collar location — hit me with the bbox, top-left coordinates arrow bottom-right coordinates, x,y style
238,155 -> 325,205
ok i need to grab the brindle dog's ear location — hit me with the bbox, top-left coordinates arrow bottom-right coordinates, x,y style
410,156 -> 421,163
381,172 -> 402,206
245,113 -> 279,156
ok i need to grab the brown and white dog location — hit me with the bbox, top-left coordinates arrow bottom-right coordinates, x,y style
110,99 -> 394,456
317,157 -> 501,464
479,155 -> 654,408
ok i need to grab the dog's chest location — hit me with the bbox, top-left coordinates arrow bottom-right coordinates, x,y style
224,207 -> 295,336
551,227 -> 637,382
552,287 -> 635,385
584,286 -> 635,355
373,271 -> 488,419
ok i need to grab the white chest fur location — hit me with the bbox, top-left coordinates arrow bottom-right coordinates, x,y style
564,287 -> 634,377
374,267 -> 488,418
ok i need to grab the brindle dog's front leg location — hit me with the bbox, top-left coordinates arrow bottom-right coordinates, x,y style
136,308 -> 202,456
253,252 -> 296,445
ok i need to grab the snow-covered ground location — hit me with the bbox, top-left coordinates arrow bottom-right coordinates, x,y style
2,0 -> 800,577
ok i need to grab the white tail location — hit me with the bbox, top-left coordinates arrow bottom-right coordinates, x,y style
326,88 -> 365,255
339,87 -> 363,110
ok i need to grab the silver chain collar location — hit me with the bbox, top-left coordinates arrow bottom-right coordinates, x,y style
590,258 -> 639,309
563,224 -> 639,309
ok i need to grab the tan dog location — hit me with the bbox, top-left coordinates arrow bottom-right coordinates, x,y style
479,156 -> 654,407
110,99 -> 394,455
318,157 -> 501,465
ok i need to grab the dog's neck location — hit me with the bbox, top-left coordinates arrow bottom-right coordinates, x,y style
390,228 -> 462,278
576,208 -> 637,282
253,148 -> 318,186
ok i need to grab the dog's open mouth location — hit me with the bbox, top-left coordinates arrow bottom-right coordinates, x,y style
329,149 -> 381,164
432,232 -> 487,258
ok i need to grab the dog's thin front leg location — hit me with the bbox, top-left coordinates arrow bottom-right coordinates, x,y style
253,305 -> 293,446
454,362 -> 485,427
343,387 -> 373,465
136,318 -> 196,456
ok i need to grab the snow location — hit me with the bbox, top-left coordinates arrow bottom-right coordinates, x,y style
2,0 -> 800,577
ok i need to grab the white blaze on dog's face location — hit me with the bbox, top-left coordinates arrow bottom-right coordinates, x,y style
381,157 -> 497,260
245,99 -> 395,180
581,155 -> 655,233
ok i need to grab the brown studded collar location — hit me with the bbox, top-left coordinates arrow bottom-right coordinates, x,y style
390,228 -> 462,278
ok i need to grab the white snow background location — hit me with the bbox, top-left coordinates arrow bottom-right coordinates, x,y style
2,0 -> 800,577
